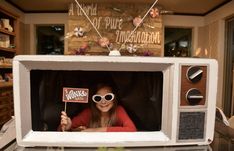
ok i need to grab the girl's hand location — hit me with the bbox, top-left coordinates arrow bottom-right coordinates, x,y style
72,126 -> 87,131
60,111 -> 72,131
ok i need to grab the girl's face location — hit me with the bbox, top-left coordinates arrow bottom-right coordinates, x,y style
94,86 -> 114,113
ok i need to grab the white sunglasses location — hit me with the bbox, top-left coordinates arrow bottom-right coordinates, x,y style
92,93 -> 115,103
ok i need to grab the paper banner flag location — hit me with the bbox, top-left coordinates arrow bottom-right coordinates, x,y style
63,87 -> 89,103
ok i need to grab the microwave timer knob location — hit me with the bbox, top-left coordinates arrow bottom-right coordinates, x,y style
186,66 -> 203,83
186,88 -> 203,105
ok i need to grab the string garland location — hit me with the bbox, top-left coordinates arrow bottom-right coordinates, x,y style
118,0 -> 159,52
74,0 -> 159,55
74,0 -> 112,52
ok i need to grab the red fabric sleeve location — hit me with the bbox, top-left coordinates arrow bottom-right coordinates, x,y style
106,106 -> 137,132
71,108 -> 91,130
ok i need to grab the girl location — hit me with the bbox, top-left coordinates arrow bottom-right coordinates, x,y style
59,83 -> 136,132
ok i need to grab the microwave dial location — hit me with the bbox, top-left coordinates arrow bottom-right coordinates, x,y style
186,66 -> 203,83
186,88 -> 203,105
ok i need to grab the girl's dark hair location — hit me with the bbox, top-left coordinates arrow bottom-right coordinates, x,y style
89,83 -> 118,128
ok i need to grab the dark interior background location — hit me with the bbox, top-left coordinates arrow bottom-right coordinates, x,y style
36,25 -> 64,55
30,70 -> 163,131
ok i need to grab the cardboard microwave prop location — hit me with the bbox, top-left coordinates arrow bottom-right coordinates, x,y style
13,55 -> 218,147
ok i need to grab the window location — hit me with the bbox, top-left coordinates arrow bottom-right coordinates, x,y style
164,27 -> 192,57
36,25 -> 64,55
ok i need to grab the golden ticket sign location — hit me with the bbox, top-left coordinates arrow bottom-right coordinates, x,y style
63,87 -> 89,103
67,2 -> 162,56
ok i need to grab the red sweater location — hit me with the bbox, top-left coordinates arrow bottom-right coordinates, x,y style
70,105 -> 136,132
